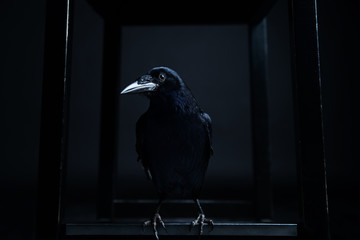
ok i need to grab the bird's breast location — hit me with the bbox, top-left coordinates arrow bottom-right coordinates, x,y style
144,112 -> 205,160
143,112 -> 208,198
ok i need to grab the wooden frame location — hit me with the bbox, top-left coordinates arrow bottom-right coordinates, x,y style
36,0 -> 330,239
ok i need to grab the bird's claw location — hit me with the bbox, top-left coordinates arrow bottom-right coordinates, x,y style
190,213 -> 214,235
144,213 -> 166,240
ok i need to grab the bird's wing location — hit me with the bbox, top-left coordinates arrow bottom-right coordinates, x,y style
136,112 -> 152,180
200,111 -> 214,158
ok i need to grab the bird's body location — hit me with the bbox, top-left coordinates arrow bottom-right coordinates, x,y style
137,91 -> 211,199
121,67 -> 213,238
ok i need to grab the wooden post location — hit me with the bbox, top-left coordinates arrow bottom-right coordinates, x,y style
96,20 -> 121,220
289,0 -> 330,239
249,18 -> 273,220
36,0 -> 72,239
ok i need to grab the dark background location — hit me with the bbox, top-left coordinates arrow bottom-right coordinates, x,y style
0,0 -> 357,239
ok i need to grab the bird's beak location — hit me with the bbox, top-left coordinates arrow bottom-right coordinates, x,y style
120,75 -> 158,95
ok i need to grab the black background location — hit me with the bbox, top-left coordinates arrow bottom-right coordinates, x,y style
0,0 -> 357,239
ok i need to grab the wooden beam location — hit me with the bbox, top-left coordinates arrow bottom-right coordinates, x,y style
36,0 -> 72,239
288,0 -> 330,239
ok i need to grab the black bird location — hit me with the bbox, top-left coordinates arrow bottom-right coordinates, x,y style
121,67 -> 213,238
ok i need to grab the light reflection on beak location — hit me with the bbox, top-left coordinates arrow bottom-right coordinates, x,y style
120,81 -> 158,95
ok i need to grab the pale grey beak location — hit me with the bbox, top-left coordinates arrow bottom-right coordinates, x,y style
120,81 -> 158,95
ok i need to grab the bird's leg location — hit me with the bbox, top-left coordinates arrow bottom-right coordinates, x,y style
143,199 -> 166,240
190,199 -> 214,235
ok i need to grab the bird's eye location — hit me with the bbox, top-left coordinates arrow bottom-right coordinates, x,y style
159,73 -> 166,82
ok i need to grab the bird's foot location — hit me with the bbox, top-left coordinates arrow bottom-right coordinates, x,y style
190,213 -> 214,235
144,213 -> 166,240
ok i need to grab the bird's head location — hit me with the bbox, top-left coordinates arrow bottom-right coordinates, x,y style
120,66 -> 184,96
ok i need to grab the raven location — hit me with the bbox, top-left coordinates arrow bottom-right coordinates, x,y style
121,66 -> 213,238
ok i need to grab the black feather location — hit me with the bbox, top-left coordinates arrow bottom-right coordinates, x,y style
131,66 -> 212,199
